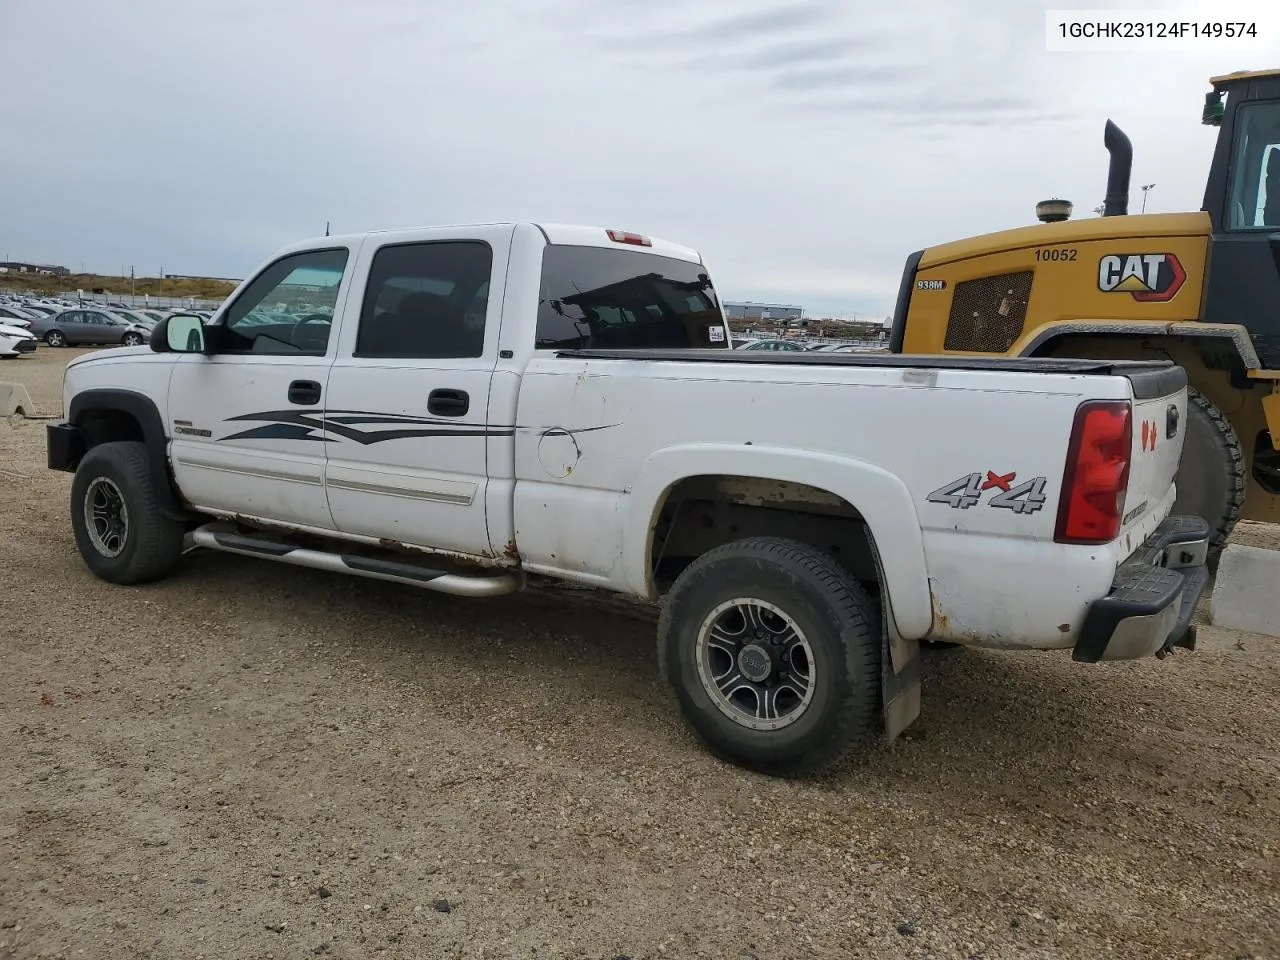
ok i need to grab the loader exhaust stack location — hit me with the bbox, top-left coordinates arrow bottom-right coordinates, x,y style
1103,119 -> 1132,217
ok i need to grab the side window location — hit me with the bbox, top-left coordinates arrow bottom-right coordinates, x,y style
1228,102 -> 1280,229
83,313 -> 102,325
221,248 -> 349,355
536,245 -> 727,350
1261,143 -> 1280,227
354,241 -> 492,359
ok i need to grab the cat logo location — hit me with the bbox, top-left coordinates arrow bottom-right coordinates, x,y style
1097,253 -> 1186,302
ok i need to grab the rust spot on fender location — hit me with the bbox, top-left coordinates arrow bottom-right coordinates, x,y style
503,538 -> 521,560
1058,623 -> 1071,633
930,592 -> 949,634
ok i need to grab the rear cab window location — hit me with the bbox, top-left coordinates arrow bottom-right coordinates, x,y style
535,245 -> 728,350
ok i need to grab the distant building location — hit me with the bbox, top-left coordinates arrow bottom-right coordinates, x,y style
722,301 -> 804,323
0,261 -> 70,277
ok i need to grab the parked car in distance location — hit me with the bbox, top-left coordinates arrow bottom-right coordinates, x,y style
0,306 -> 36,328
736,338 -> 807,351
112,309 -> 158,330
29,309 -> 151,347
0,322 -> 38,358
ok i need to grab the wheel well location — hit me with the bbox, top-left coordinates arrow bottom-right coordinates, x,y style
75,408 -> 145,453
1026,331 -> 1247,383
648,475 -> 879,595
63,389 -> 195,523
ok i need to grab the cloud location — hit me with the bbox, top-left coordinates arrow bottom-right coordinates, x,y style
769,64 -> 916,91
0,0 -> 1240,316
599,1 -> 839,49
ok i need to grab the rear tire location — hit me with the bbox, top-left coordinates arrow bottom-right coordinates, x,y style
657,537 -> 881,776
1173,387 -> 1245,571
70,441 -> 185,585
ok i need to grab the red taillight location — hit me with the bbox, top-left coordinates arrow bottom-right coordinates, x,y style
1054,399 -> 1132,544
606,229 -> 652,247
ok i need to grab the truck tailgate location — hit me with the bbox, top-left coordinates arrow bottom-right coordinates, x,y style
1119,366 -> 1187,541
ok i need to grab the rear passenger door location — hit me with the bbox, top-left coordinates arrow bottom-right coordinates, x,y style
323,226 -> 513,557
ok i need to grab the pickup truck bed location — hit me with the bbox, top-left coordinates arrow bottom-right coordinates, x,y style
558,349 -> 1190,396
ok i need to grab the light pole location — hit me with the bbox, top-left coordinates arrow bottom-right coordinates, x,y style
1141,183 -> 1156,213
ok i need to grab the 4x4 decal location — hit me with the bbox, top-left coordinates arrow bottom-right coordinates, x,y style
926,471 -> 1048,514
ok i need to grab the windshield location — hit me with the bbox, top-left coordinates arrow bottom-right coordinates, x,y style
1227,100 -> 1280,229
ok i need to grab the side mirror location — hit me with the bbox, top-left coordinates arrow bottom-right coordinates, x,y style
151,314 -> 207,354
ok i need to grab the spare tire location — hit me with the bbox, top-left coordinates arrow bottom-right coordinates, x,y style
1172,387 -> 1245,571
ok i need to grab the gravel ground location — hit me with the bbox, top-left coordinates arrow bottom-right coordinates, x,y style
2,347 -> 1279,960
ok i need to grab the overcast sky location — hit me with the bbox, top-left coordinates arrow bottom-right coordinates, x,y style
2,0 -> 1277,316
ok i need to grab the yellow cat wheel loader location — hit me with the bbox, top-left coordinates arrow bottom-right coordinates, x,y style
889,68 -> 1280,568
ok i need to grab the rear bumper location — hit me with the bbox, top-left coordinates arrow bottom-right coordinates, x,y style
1073,515 -> 1210,662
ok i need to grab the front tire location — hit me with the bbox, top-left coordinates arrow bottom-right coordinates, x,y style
70,441 -> 185,585
1173,387 -> 1245,571
122,332 -> 144,346
45,330 -> 66,347
657,537 -> 881,776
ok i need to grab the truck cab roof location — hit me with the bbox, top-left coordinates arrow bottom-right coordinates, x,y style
284,222 -> 705,267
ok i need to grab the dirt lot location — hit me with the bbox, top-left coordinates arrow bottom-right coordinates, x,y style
2,347 -> 1279,960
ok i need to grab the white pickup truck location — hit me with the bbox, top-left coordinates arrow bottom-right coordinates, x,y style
47,222 -> 1210,775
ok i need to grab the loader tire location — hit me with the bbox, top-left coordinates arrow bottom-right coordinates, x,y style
1173,387 -> 1245,572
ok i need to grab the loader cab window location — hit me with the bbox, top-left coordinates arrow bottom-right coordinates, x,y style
1226,101 -> 1280,229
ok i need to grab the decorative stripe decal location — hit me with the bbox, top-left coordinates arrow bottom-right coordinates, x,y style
216,408 -> 618,445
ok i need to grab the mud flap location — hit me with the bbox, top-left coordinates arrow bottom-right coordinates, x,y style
881,623 -> 921,742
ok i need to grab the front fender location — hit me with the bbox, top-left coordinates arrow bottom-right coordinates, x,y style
67,387 -> 188,522
623,443 -> 934,639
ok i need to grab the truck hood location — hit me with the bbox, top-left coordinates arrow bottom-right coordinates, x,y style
66,345 -> 156,368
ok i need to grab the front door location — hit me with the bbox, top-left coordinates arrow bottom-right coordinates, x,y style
83,311 -> 122,344
68,311 -> 101,343
1204,100 -> 1280,366
166,245 -> 357,532
323,228 -> 511,556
